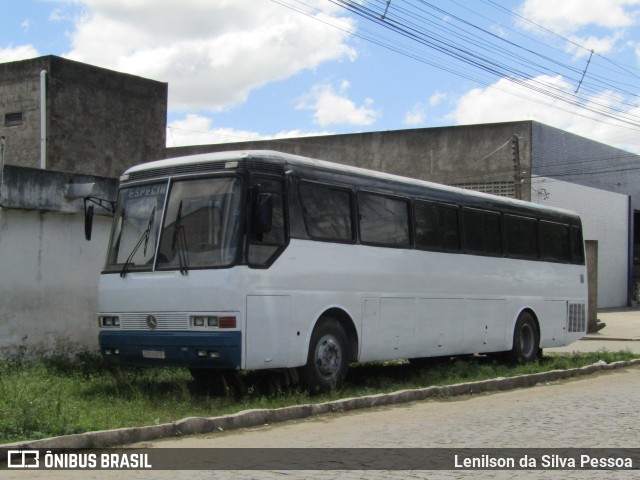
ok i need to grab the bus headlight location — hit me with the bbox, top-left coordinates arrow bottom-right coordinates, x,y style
190,315 -> 219,328
99,316 -> 121,328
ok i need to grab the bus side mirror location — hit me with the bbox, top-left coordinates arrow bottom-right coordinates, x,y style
84,203 -> 94,241
80,196 -> 115,241
253,193 -> 273,235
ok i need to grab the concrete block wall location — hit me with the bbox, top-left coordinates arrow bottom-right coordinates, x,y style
166,121 -> 534,199
0,209 -> 111,355
0,56 -> 168,178
0,60 -> 41,169
0,166 -> 117,356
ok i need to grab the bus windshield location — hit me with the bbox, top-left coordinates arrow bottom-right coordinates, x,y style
105,177 -> 243,273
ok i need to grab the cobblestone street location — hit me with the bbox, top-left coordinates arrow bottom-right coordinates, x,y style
6,365 -> 639,480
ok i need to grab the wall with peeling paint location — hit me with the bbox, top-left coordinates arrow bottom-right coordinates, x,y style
0,209 -> 112,355
0,166 -> 117,356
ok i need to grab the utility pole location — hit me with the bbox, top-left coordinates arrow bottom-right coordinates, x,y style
0,136 -> 5,199
512,134 -> 522,200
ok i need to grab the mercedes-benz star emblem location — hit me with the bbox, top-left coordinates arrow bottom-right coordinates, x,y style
146,315 -> 158,330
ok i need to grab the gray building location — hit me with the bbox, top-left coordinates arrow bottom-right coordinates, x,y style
168,122 -> 533,199
167,120 -> 638,207
0,56 -> 166,356
0,55 -> 167,177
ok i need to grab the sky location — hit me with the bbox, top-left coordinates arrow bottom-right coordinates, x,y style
3,0 -> 640,154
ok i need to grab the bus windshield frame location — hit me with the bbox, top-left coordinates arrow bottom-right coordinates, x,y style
104,175 -> 244,274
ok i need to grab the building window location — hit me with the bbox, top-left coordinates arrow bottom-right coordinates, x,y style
4,112 -> 24,127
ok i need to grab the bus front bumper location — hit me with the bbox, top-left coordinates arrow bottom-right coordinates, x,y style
98,331 -> 241,369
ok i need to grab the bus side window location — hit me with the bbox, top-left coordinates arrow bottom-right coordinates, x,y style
571,225 -> 585,265
358,192 -> 410,248
505,214 -> 538,260
248,178 -> 287,267
462,208 -> 502,256
540,221 -> 571,263
414,200 -> 460,252
300,182 -> 353,242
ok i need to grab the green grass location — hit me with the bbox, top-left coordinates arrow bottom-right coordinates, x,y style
0,349 -> 637,444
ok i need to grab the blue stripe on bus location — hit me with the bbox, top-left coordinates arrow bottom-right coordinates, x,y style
98,331 -> 241,369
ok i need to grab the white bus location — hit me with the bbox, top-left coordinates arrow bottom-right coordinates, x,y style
95,150 -> 587,391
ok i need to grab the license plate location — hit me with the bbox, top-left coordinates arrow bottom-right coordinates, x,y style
142,349 -> 165,359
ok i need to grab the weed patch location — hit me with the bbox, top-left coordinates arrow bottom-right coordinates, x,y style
0,349 -> 636,444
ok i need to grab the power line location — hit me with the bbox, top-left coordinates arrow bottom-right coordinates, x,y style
338,0 -> 640,125
274,0 -> 640,134
480,0 -> 640,84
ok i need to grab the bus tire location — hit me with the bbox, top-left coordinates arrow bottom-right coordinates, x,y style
301,318 -> 349,392
508,311 -> 539,363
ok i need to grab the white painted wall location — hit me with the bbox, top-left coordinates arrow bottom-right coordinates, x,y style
531,177 -> 629,308
0,208 -> 111,356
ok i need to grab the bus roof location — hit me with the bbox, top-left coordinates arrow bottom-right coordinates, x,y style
125,150 -> 579,219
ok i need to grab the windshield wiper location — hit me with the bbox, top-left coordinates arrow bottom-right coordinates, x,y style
120,207 -> 156,278
171,201 -> 189,275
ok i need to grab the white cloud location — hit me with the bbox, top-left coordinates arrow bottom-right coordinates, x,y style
429,91 -> 448,107
167,114 -> 260,146
167,114 -> 332,147
403,103 -> 426,126
566,32 -> 624,57
446,75 -> 640,153
296,81 -> 378,126
519,0 -> 640,34
0,45 -> 39,63
519,0 -> 640,59
63,0 -> 356,112
403,92 -> 449,126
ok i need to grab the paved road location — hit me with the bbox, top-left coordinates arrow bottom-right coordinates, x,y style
547,338 -> 640,353
6,366 -> 639,480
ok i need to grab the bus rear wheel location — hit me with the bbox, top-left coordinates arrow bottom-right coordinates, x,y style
301,318 -> 349,393
508,311 -> 539,363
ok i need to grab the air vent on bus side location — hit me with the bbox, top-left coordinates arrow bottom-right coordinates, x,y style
568,303 -> 586,333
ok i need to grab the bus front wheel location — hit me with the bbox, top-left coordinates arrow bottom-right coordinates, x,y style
301,318 -> 349,392
508,311 -> 539,363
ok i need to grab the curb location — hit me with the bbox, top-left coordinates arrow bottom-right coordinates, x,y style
4,359 -> 640,449
582,336 -> 640,342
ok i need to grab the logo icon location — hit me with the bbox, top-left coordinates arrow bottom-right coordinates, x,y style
8,450 -> 40,468
146,315 -> 158,330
